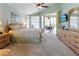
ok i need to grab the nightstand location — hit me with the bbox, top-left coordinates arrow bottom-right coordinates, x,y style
0,33 -> 10,48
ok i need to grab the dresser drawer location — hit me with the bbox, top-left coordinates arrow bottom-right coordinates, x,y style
69,39 -> 79,48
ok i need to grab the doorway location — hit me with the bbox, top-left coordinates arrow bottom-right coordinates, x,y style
44,14 -> 56,34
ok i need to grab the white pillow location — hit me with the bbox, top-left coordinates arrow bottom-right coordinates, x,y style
9,23 -> 24,30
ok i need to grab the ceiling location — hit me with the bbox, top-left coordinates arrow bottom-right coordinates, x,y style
7,3 -> 54,15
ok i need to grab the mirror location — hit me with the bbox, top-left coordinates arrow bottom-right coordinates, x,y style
68,7 -> 79,32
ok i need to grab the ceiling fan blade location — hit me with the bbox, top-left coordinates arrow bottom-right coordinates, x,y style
36,3 -> 40,6
36,3 -> 45,6
41,3 -> 45,4
42,6 -> 48,8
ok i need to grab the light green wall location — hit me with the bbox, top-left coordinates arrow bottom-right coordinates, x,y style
61,3 -> 79,14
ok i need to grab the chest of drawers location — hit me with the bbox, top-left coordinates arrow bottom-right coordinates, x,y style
58,29 -> 79,54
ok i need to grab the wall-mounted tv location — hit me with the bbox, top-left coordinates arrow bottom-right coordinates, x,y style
61,14 -> 68,22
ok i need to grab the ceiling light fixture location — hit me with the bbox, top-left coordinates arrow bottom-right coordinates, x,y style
38,6 -> 42,9
35,3 -> 48,9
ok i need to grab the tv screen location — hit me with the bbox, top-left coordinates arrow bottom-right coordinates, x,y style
61,14 -> 68,22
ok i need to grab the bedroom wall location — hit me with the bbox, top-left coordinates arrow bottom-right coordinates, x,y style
0,4 -> 3,17
0,4 -> 26,32
0,3 -> 26,27
60,3 -> 79,29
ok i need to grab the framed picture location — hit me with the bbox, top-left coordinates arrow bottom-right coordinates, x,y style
61,14 -> 68,22
11,12 -> 20,23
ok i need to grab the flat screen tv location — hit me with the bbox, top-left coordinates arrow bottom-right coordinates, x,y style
61,14 -> 68,22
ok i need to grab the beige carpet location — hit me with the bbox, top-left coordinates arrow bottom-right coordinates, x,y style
0,31 -> 76,56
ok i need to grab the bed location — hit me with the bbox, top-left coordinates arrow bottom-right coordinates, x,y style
8,23 -> 42,44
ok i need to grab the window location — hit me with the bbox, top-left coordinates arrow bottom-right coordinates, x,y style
25,16 -> 30,28
41,16 -> 44,28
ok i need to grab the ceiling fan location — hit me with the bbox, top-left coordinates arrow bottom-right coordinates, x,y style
35,3 -> 48,9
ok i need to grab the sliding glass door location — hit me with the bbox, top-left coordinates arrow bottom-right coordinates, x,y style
45,16 -> 51,27
45,16 -> 56,27
31,16 -> 40,28
44,16 -> 56,34
51,16 -> 56,34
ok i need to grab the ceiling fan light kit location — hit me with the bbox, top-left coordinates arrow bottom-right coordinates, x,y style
38,6 -> 42,9
35,3 -> 48,9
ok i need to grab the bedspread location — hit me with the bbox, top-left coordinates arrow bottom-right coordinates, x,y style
9,28 -> 42,44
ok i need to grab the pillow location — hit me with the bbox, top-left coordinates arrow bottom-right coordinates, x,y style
9,23 -> 24,30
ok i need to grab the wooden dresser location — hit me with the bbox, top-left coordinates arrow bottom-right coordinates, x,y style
0,33 -> 10,48
58,29 -> 79,54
